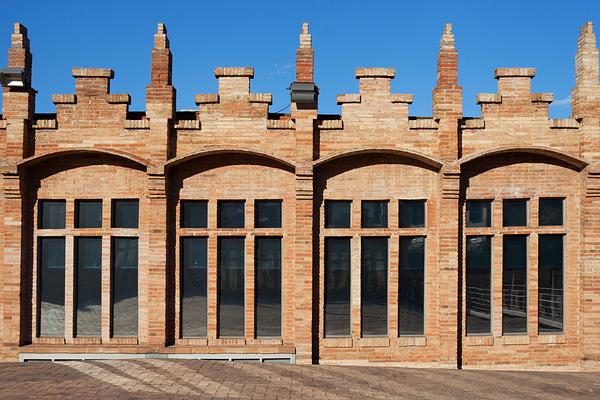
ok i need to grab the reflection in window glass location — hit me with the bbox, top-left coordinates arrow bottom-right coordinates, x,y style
539,198 -> 563,226
255,200 -> 282,228
218,201 -> 245,228
466,236 -> 491,334
361,201 -> 388,228
218,237 -> 245,337
38,237 -> 65,337
503,199 -> 527,227
399,237 -> 425,336
75,200 -> 102,228
112,200 -> 139,228
361,237 -> 388,336
181,237 -> 208,337
325,238 -> 351,336
112,237 -> 138,336
255,237 -> 282,337
325,201 -> 351,228
503,235 -> 528,334
181,201 -> 208,228
466,200 -> 492,228
538,235 -> 563,333
76,237 -> 102,337
399,200 -> 426,228
39,200 -> 66,229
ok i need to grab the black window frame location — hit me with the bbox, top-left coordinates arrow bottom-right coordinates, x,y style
75,199 -> 103,229
254,199 -> 283,229
539,198 -> 564,227
466,199 -> 493,228
111,199 -> 140,229
399,199 -> 426,229
180,200 -> 208,229
217,200 -> 246,229
324,200 -> 352,229
38,200 -> 66,229
502,199 -> 528,227
361,200 -> 389,229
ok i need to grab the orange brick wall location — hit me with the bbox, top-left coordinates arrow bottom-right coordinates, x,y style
1,21 -> 599,371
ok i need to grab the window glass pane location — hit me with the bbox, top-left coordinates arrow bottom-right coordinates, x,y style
218,201 -> 245,228
255,200 -> 282,228
181,201 -> 208,228
76,200 -> 102,228
466,236 -> 491,334
75,237 -> 102,337
539,198 -> 563,226
361,237 -> 388,336
503,199 -> 527,227
325,201 -> 351,228
112,200 -> 139,229
503,235 -> 528,334
538,235 -> 563,333
325,238 -> 351,336
181,237 -> 208,337
466,200 -> 492,228
218,237 -> 245,337
399,236 -> 425,336
399,200 -> 425,228
112,237 -> 138,336
39,237 -> 65,337
361,201 -> 388,228
39,200 -> 66,229
255,237 -> 282,337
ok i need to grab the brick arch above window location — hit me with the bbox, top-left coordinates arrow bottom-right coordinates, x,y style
312,148 -> 445,171
162,147 -> 297,172
454,146 -> 588,172
17,148 -> 152,171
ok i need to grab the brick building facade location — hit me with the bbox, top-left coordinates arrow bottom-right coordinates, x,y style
0,20 -> 599,371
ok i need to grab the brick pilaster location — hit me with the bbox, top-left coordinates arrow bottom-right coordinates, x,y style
438,166 -> 460,368
142,169 -> 167,346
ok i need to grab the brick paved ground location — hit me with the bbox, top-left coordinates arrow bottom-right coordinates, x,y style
0,360 -> 598,399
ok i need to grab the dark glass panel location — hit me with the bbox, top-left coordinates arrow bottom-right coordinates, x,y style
361,201 -> 388,228
361,237 -> 388,336
39,200 -> 66,229
218,237 -> 245,337
399,200 -> 426,228
218,201 -> 245,228
112,237 -> 138,336
325,200 -> 351,229
325,238 -> 351,336
39,237 -> 65,337
181,237 -> 208,337
255,237 -> 282,337
399,236 -> 425,336
466,200 -> 492,228
75,200 -> 103,228
502,235 -> 528,334
75,237 -> 102,337
539,198 -> 563,226
112,200 -> 139,229
503,199 -> 527,227
538,235 -> 563,333
466,236 -> 492,334
255,200 -> 282,228
181,201 -> 208,229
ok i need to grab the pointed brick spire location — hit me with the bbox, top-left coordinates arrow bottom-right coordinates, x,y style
296,22 -> 314,83
8,22 -> 32,86
147,22 -> 175,119
150,22 -> 172,85
433,23 -> 461,120
572,21 -> 600,119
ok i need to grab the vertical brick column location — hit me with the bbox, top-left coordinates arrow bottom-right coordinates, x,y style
438,168 -> 460,368
143,169 -> 167,346
2,169 -> 27,360
432,24 -> 462,368
291,22 -> 318,364
573,22 -> 600,370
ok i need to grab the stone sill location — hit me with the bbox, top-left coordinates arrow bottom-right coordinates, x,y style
174,120 -> 201,130
464,336 -> 494,346
267,119 -> 295,130
397,336 -> 427,347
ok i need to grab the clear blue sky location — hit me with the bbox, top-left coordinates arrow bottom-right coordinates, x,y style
1,0 -> 599,118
